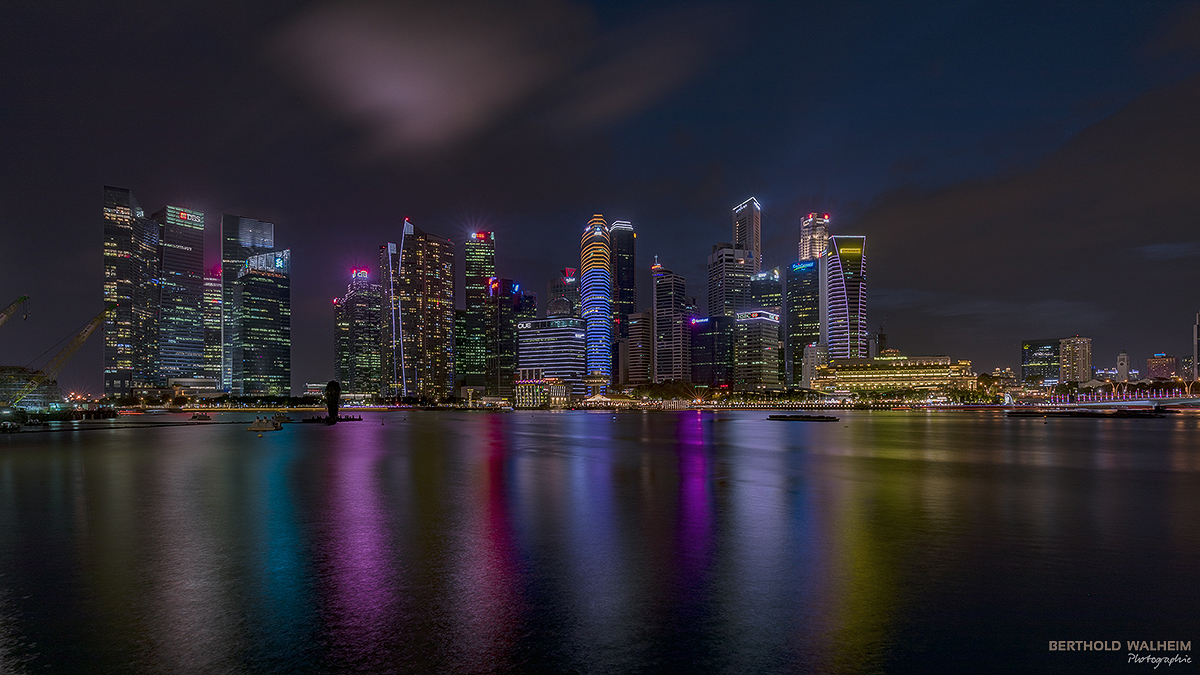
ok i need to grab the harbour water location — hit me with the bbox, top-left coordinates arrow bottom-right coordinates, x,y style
1,410 -> 1198,673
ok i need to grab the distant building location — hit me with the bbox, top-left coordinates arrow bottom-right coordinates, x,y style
690,315 -> 736,389
547,267 -> 581,318
231,250 -> 291,397
482,278 -> 533,398
653,261 -> 691,383
333,268 -> 383,396
202,267 -> 222,380
580,215 -> 613,392
626,311 -> 653,385
707,243 -> 754,317
0,367 -> 63,411
517,317 -> 587,397
785,259 -> 822,387
1146,354 -> 1179,379
1117,350 -> 1130,382
1058,336 -> 1092,384
798,212 -> 830,262
812,354 -> 976,393
103,186 -> 161,397
1193,312 -> 1200,379
150,206 -> 206,384
221,213 -> 275,392
609,220 -> 637,337
461,231 -> 495,388
801,343 -> 827,389
990,367 -> 1018,389
824,236 -> 868,359
1021,339 -> 1060,387
735,311 -> 781,391
732,198 -> 762,272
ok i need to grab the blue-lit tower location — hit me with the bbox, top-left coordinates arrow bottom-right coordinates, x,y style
580,214 -> 613,393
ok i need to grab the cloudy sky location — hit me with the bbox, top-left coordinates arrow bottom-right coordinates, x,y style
3,0 -> 1200,393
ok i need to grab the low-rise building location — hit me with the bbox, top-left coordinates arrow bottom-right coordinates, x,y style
811,354 -> 976,393
514,368 -> 569,408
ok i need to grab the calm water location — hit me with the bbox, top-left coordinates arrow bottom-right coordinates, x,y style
0,410 -> 1198,674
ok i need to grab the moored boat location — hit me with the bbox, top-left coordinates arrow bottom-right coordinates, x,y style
767,414 -> 840,422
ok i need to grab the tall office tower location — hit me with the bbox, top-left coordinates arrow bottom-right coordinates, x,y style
784,259 -> 821,386
690,315 -> 736,388
735,311 -> 781,391
652,261 -> 691,383
462,231 -> 495,387
1117,350 -> 1130,382
750,268 -> 782,312
1021,339 -> 1061,386
202,266 -> 222,380
221,214 -> 275,392
801,343 -> 827,389
150,206 -> 205,383
482,277 -> 523,397
517,316 -> 587,396
333,268 -> 383,395
609,220 -> 637,331
1058,336 -> 1092,384
732,198 -> 762,272
798,212 -> 830,261
379,220 -> 455,400
231,250 -> 291,396
103,186 -> 161,397
707,243 -> 754,317
580,215 -> 613,389
1194,313 -> 1200,379
824,236 -> 868,359
626,311 -> 653,385
1146,354 -> 1179,379
547,267 -> 582,317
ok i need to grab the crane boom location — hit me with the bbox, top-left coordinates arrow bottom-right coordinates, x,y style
2,303 -> 116,407
0,296 -> 29,330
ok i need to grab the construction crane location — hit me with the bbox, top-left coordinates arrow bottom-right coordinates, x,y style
1,303 -> 116,407
0,296 -> 29,330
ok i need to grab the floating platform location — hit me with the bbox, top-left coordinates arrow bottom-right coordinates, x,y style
1007,409 -> 1166,419
767,414 -> 840,422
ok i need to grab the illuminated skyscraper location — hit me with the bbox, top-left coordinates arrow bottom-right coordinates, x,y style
580,215 -> 613,390
626,311 -> 653,385
102,186 -> 160,396
1058,336 -> 1092,384
732,198 -> 762,272
653,260 -> 690,383
151,206 -> 205,383
482,278 -> 533,398
518,316 -> 587,396
547,267 -> 581,317
202,266 -> 222,380
609,220 -> 637,332
750,268 -> 782,312
707,243 -> 754,317
735,311 -> 781,391
690,315 -> 735,388
221,214 -> 275,392
334,268 -> 383,396
785,259 -> 821,386
1021,339 -> 1060,386
379,220 -> 455,400
231,250 -> 291,396
824,236 -> 868,359
462,232 -> 495,387
1193,313 -> 1199,379
798,212 -> 830,262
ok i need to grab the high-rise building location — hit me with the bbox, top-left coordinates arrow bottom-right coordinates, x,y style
334,268 -> 383,396
690,315 -> 736,388
824,236 -> 868,359
1058,336 -> 1092,384
609,220 -> 637,334
202,266 -> 222,380
798,212 -> 830,262
151,206 -> 206,383
750,268 -> 782,312
231,250 -> 291,396
707,243 -> 754,317
732,198 -> 762,272
580,215 -> 613,391
482,278 -> 534,398
1193,313 -> 1199,379
1146,354 -> 1179,379
653,261 -> 690,383
462,231 -> 495,388
784,259 -> 821,386
801,343 -> 827,389
103,186 -> 161,397
221,214 -> 275,392
1117,350 -> 1130,382
626,311 -> 653,385
517,316 -> 587,397
547,267 -> 581,318
1021,339 -> 1060,386
735,311 -> 781,391
379,220 -> 455,400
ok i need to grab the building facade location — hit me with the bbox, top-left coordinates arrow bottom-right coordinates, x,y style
102,186 -> 161,397
785,259 -> 822,387
609,220 -> 637,332
461,231 -> 495,388
824,236 -> 868,359
202,266 -> 222,380
221,213 -> 275,392
798,212 -> 830,262
732,198 -> 762,272
151,206 -> 206,384
547,267 -> 581,317
626,311 -> 653,385
707,243 -> 754,318
334,268 -> 383,396
690,315 -> 736,389
1058,336 -> 1092,384
735,311 -> 781,391
1147,354 -> 1179,379
812,354 -> 975,393
231,250 -> 291,396
517,317 -> 587,397
653,262 -> 690,383
1021,339 -> 1060,386
580,215 -> 613,390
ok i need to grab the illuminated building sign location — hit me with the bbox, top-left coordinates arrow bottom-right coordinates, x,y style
792,261 -> 814,271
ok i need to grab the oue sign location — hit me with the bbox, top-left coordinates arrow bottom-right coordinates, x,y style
517,322 -> 532,329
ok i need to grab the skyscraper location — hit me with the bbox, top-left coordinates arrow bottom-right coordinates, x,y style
735,311 -> 781,391
784,259 -> 821,386
151,206 -> 205,383
580,215 -> 613,390
221,214 -> 275,392
334,268 -> 383,396
732,198 -> 762,272
202,266 -> 222,381
462,232 -> 495,388
547,267 -> 581,317
798,213 -> 830,262
1193,313 -> 1199,379
1058,336 -> 1092,384
482,277 -> 526,398
750,268 -> 782,312
103,186 -> 160,397
517,316 -> 587,397
609,220 -> 637,332
707,243 -> 754,317
1021,339 -> 1060,386
231,250 -> 291,396
824,236 -> 868,359
653,261 -> 690,383
690,315 -> 735,388
380,220 -> 455,400
626,311 -> 653,385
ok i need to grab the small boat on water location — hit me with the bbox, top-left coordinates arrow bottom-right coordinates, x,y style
767,414 -> 840,422
272,414 -> 292,423
189,413 -> 212,421
248,417 -> 282,431
1,421 -> 20,433
301,414 -> 364,423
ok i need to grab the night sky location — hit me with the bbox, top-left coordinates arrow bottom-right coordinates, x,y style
3,0 -> 1200,395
